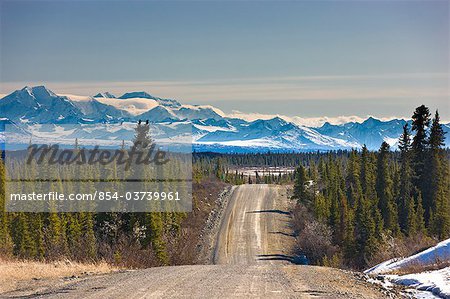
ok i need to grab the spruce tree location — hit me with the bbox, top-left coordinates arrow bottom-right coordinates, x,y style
376,142 -> 399,234
398,124 -> 413,233
428,110 -> 449,238
360,145 -> 377,201
355,193 -> 378,266
346,150 -> 362,206
411,105 -> 431,220
415,193 -> 426,234
406,195 -> 417,236
293,165 -> 308,201
12,213 -> 36,258
0,156 -> 13,256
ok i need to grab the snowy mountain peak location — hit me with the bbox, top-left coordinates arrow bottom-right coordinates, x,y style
119,91 -> 154,99
119,91 -> 181,108
250,117 -> 290,130
138,105 -> 179,122
14,85 -> 57,102
21,86 -> 33,93
31,85 -> 56,97
94,92 -> 116,99
362,116 -> 382,127
0,86 -> 84,124
268,116 -> 288,125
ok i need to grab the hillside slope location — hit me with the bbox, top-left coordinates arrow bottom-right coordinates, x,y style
365,239 -> 450,298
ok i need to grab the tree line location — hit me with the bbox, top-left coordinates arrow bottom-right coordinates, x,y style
0,122 -> 212,267
0,105 -> 448,270
195,105 -> 449,268
291,105 -> 449,268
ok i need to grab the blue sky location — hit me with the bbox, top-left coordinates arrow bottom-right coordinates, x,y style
0,0 -> 448,120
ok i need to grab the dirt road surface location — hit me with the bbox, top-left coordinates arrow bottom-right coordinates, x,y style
214,184 -> 295,264
2,185 -> 395,298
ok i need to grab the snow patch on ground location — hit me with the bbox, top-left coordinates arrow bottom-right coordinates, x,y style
386,267 -> 450,299
365,239 -> 450,275
365,239 -> 450,298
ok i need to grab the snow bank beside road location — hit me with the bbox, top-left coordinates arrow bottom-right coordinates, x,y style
389,267 -> 450,298
365,239 -> 450,299
365,239 -> 450,275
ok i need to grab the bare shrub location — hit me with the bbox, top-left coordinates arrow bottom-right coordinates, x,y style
369,232 -> 435,267
293,203 -> 339,265
390,257 -> 450,275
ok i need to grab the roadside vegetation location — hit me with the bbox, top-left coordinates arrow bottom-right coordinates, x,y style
0,104 -> 448,277
198,105 -> 449,270
0,122 -> 229,270
291,105 -> 449,269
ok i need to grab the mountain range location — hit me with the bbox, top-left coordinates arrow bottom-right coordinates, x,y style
1,86 -> 449,152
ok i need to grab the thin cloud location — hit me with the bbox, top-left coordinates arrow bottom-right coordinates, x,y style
226,111 -> 406,127
1,75 -> 447,102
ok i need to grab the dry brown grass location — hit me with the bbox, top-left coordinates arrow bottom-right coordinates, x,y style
389,257 -> 450,276
0,257 -> 117,294
369,233 -> 436,268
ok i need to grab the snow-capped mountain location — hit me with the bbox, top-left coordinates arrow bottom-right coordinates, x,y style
0,86 -> 449,152
138,106 -> 179,123
0,86 -> 131,124
94,92 -> 116,98
119,91 -> 181,109
316,117 -> 409,150
0,86 -> 84,124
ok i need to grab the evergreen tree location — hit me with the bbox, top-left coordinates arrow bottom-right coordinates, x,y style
411,105 -> 431,220
293,165 -> 308,201
428,110 -> 449,238
398,124 -> 413,232
346,150 -> 361,206
82,213 -> 97,260
376,142 -> 399,234
355,193 -> 378,266
147,212 -> 168,265
12,213 -> 36,258
360,145 -> 377,201
415,193 -> 426,234
406,195 -> 417,236
0,157 -> 13,256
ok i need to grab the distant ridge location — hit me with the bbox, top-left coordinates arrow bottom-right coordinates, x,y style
119,91 -> 181,108
94,92 -> 116,99
1,85 -> 449,151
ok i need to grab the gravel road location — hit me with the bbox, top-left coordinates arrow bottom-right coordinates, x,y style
3,184 -> 397,298
214,184 -> 294,264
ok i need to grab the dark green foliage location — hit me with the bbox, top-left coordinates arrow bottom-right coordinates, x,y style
290,106 -> 449,268
0,105 -> 448,270
398,124 -> 413,233
293,165 -> 308,201
427,110 -> 450,238
376,142 -> 399,234
0,121 -> 193,265
411,105 -> 431,219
